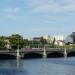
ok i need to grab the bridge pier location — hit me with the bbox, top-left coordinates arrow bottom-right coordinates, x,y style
16,49 -> 20,69
20,53 -> 25,58
16,49 -> 20,60
64,48 -> 67,59
43,48 -> 47,58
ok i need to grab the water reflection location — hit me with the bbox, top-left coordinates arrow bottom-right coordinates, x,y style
16,57 -> 20,69
0,60 -> 27,75
0,68 -> 27,75
0,58 -> 75,75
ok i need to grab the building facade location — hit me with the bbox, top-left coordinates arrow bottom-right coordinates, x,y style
65,32 -> 75,44
43,35 -> 64,46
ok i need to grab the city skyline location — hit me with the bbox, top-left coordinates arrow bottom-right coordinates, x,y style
0,0 -> 75,38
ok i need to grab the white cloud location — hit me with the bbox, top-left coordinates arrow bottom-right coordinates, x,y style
27,0 -> 75,13
0,13 -> 31,21
0,7 -> 20,20
3,7 -> 20,13
31,27 -> 65,32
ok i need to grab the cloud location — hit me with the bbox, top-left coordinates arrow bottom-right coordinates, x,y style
31,27 -> 65,32
27,0 -> 75,13
0,7 -> 21,20
0,13 -> 32,21
3,7 -> 20,13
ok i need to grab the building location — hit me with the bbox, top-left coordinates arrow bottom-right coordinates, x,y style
33,37 -> 41,42
53,35 -> 64,46
65,31 -> 75,44
65,35 -> 73,44
43,35 -> 64,46
43,35 -> 52,44
71,32 -> 75,43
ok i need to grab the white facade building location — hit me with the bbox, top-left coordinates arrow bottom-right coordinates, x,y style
54,35 -> 64,46
43,35 -> 64,46
43,35 -> 51,43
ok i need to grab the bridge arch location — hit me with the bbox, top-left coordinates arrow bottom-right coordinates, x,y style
0,54 -> 16,59
24,52 -> 42,59
68,51 -> 75,57
47,52 -> 64,58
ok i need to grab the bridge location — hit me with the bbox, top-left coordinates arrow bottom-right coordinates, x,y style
0,48 -> 75,59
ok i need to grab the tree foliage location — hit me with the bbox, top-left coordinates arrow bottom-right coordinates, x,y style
9,34 -> 24,49
40,37 -> 47,47
0,36 -> 7,49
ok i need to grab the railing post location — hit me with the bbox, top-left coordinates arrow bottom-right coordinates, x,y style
16,37 -> 20,60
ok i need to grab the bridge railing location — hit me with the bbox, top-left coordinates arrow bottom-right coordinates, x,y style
0,48 -> 75,53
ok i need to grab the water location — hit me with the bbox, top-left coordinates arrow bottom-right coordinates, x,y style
0,57 -> 75,75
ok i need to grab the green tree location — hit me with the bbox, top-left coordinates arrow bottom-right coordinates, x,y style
23,39 -> 29,47
9,34 -> 24,49
31,40 -> 40,48
40,37 -> 47,47
52,37 -> 56,48
0,37 -> 7,49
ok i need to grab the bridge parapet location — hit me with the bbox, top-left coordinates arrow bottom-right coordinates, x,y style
66,48 -> 75,53
0,48 -> 75,58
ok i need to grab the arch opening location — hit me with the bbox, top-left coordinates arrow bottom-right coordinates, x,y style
68,51 -> 75,57
23,53 -> 42,59
0,54 -> 16,60
47,52 -> 63,58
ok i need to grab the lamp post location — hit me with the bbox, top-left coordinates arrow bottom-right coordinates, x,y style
17,37 -> 20,60
43,39 -> 47,58
16,37 -> 20,69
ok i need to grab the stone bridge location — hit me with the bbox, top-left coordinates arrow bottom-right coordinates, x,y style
0,48 -> 75,58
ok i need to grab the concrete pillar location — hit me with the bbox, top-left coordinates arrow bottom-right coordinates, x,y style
43,47 -> 47,58
64,48 -> 67,59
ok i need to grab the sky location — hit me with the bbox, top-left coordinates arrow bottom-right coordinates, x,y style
0,0 -> 75,38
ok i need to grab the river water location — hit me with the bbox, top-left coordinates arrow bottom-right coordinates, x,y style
0,57 -> 75,75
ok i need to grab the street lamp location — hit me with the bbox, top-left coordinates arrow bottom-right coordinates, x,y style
18,37 -> 19,50
16,36 -> 20,69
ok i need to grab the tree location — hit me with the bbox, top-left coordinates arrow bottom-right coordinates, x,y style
40,37 -> 47,47
32,40 -> 40,48
0,37 -> 7,49
9,34 -> 24,49
52,37 -> 56,48
23,39 -> 29,47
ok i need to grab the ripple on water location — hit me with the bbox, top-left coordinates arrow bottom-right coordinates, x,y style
0,58 -> 75,75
